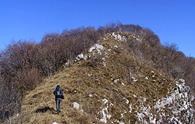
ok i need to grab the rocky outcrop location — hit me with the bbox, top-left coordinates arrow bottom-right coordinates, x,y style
135,79 -> 194,124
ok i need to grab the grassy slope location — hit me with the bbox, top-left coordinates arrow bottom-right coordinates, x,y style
12,33 -> 175,124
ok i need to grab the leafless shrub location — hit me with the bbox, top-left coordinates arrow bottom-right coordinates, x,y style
0,27 -> 101,121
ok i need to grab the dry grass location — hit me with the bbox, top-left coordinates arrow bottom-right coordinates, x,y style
8,33 -> 175,124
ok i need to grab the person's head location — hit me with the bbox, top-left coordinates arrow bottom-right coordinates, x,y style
56,85 -> 60,89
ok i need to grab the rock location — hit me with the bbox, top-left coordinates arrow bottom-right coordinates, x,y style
114,79 -> 120,83
76,53 -> 88,61
129,104 -> 132,113
112,32 -> 127,42
89,94 -> 93,97
99,98 -> 111,123
114,45 -> 118,48
64,60 -> 71,67
102,98 -> 108,105
145,77 -> 149,80
119,121 -> 125,124
89,44 -> 104,54
72,102 -> 80,110
107,114 -> 112,119
131,77 -> 138,82
88,73 -> 92,77
123,97 -> 129,104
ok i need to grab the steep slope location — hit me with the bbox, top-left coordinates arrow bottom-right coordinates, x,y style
9,32 -> 194,124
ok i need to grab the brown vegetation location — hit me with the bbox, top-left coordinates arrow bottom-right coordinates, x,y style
0,24 -> 194,122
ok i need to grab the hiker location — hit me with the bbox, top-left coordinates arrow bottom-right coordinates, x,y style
53,85 -> 64,112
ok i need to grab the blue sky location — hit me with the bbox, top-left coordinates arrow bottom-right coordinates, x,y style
0,0 -> 195,57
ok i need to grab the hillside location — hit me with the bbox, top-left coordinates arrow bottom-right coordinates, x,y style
7,32 -> 194,124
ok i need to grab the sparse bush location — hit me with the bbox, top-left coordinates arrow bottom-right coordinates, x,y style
0,27 -> 101,121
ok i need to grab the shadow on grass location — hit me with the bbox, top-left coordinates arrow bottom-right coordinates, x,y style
35,106 -> 57,114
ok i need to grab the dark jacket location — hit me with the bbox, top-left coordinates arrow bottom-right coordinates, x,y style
53,85 -> 64,99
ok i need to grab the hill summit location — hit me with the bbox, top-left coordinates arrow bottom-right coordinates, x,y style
9,31 -> 194,124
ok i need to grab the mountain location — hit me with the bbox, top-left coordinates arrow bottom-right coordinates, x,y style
6,31 -> 194,124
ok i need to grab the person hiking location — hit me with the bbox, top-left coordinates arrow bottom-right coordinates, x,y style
53,85 -> 64,112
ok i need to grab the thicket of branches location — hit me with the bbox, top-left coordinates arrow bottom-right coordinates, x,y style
0,24 -> 194,121
0,27 -> 99,121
